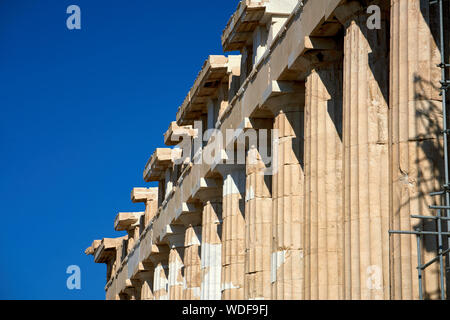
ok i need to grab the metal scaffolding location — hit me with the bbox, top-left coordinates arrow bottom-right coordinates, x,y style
389,0 -> 449,300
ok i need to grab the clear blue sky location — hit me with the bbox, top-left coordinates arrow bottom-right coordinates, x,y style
0,0 -> 239,300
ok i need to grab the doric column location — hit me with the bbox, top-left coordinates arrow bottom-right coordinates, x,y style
200,199 -> 223,300
183,225 -> 202,300
165,225 -> 186,300
264,88 -> 305,300
153,261 -> 169,300
150,245 -> 169,300
168,247 -> 185,300
175,202 -> 202,300
140,273 -> 154,300
245,147 -> 272,300
390,0 -> 444,300
335,1 -> 391,300
304,63 -> 344,300
147,244 -> 169,300
220,166 -> 246,300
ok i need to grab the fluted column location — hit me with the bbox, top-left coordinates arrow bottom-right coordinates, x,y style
140,273 -> 154,300
304,64 -> 344,300
340,7 -> 391,300
269,98 -> 305,300
168,246 -> 185,300
200,199 -> 222,300
221,166 -> 246,300
153,261 -> 169,300
184,225 -> 202,300
390,0 -> 444,300
245,148 -> 272,300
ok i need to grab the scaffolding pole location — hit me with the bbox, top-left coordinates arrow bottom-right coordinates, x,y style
389,212 -> 447,300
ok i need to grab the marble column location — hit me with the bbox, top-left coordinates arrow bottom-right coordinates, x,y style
338,5 -> 391,300
304,63 -> 344,300
168,246 -> 185,300
183,225 -> 202,300
200,199 -> 223,300
221,167 -> 246,300
245,147 -> 272,300
390,0 -> 444,300
268,94 -> 305,300
153,260 -> 169,300
140,273 -> 154,300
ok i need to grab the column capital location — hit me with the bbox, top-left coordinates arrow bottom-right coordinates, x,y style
159,224 -> 186,248
148,246 -> 169,266
334,0 -> 389,27
191,177 -> 222,202
175,202 -> 203,227
261,81 -> 305,115
334,1 -> 364,26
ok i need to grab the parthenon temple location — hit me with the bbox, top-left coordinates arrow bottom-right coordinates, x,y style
85,0 -> 450,300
